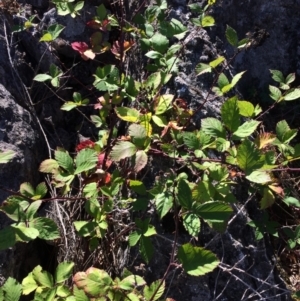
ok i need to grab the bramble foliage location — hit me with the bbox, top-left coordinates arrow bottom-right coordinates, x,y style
2,0 -> 300,299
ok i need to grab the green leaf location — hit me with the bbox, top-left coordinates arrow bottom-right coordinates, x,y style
245,170 -> 271,184
260,188 -> 275,209
195,63 -> 212,75
119,275 -> 146,291
152,115 -> 167,127
2,277 -> 22,301
93,65 -> 119,92
33,74 -> 52,82
47,24 -> 65,40
201,118 -> 226,138
145,50 -> 163,59
221,97 -> 240,132
155,192 -> 173,219
284,88 -> 300,101
150,33 -> 169,53
129,180 -> 147,195
192,181 -> 215,203
194,201 -> 233,225
178,243 -> 219,276
12,225 -> 39,242
177,179 -> 192,209
285,73 -> 296,85
232,120 -> 260,140
22,272 -> 38,295
129,124 -> 147,146
39,159 -> 59,173
155,94 -> 174,115
183,213 -> 201,237
110,141 -> 137,161
0,150 -> 15,163
55,150 -> 74,174
35,182 -> 47,198
32,265 -> 54,288
61,102 -> 78,111
217,73 -> 229,89
143,280 -> 165,301
283,197 -> 300,207
75,148 -> 98,174
20,182 -> 35,197
73,268 -> 112,296
0,227 -> 16,250
231,71 -> 246,87
144,72 -> 161,94
201,15 -> 215,27
39,33 -> 53,42
237,100 -> 255,117
183,132 -> 200,150
269,85 -> 282,101
56,285 -> 71,297
270,69 -> 284,83
225,25 -> 238,47
140,236 -> 153,263
236,140 -> 263,173
276,120 -> 297,144
115,107 -> 140,122
26,201 -> 42,221
74,221 -> 98,237
209,56 -> 225,68
29,217 -> 60,240
73,286 -> 89,301
55,262 -> 74,283
129,231 -> 141,246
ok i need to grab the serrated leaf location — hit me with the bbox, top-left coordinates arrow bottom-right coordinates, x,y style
74,221 -> 98,237
144,72 -> 161,94
29,217 -> 60,240
284,88 -> 300,101
134,150 -> 148,172
183,132 -> 200,150
56,285 -> 71,297
178,243 -> 219,276
119,275 -> 146,291
55,262 -> 74,283
3,277 -> 22,301
75,148 -> 98,174
12,225 -> 39,242
226,25 -> 238,47
115,107 -> 140,122
270,69 -> 284,83
145,50 -> 163,59
129,180 -> 147,195
194,201 -> 233,225
237,100 -> 255,117
236,140 -> 263,173
183,213 -> 201,237
0,150 -> 15,163
26,201 -> 42,221
221,97 -> 240,132
276,120 -> 297,144
39,159 -> 59,173
201,118 -> 226,138
232,120 -> 260,140
155,192 -> 173,219
55,150 -> 74,174
140,236 -> 153,263
269,85 -> 282,101
177,179 -> 192,209
61,102 -> 78,111
195,63 -> 212,75
129,231 -> 141,246
285,73 -> 295,85
20,182 -> 35,197
255,132 -> 276,149
143,280 -> 165,301
110,141 -> 137,161
47,24 -> 65,40
155,94 -> 174,115
218,73 -> 229,89
73,267 -> 112,296
73,286 -> 89,301
192,181 -> 215,203
260,188 -> 275,209
246,171 -> 272,184
129,124 -> 147,147
35,182 -> 47,198
32,265 -> 54,288
22,272 -> 38,295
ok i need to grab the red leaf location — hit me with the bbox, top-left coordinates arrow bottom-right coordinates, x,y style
97,153 -> 112,169
76,140 -> 95,152
71,42 -> 89,53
